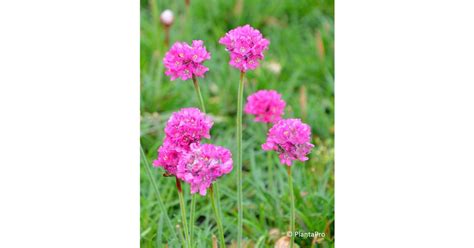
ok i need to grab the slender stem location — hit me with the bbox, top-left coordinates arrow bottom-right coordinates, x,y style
267,158 -> 274,190
192,76 -> 206,113
176,178 -> 191,248
265,123 -> 278,227
210,185 -> 226,248
266,123 -> 274,192
267,144 -> 278,227
287,166 -> 295,248
189,194 -> 196,246
140,146 -> 179,243
177,224 -> 186,248
236,71 -> 245,247
164,26 -> 170,48
190,75 -> 210,248
192,75 -> 226,247
213,182 -> 223,228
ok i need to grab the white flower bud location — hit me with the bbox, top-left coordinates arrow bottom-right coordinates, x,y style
160,9 -> 174,26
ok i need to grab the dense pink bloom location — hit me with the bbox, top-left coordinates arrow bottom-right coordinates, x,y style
163,40 -> 211,80
153,108 -> 213,175
262,119 -> 314,166
244,90 -> 286,123
177,143 -> 233,196
153,139 -> 180,175
164,108 -> 213,151
219,25 -> 269,72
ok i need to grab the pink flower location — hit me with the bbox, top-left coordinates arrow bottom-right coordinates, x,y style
153,139 -> 180,175
163,40 -> 211,81
262,119 -> 314,166
153,108 -> 213,175
164,108 -> 213,152
219,24 -> 269,72
177,143 -> 233,196
244,90 -> 286,123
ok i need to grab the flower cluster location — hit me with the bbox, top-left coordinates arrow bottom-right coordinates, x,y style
244,90 -> 286,123
219,24 -> 270,72
163,108 -> 213,151
262,119 -> 314,166
153,108 -> 233,195
153,108 -> 212,174
177,143 -> 233,195
163,40 -> 211,81
153,139 -> 180,175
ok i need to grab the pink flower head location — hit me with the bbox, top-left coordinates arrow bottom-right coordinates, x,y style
164,108 -> 213,152
219,24 -> 270,72
153,139 -> 180,175
262,119 -> 314,166
244,90 -> 286,123
163,40 -> 211,81
177,143 -> 233,196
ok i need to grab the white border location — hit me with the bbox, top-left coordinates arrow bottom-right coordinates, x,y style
0,0 -> 139,247
336,0 -> 474,247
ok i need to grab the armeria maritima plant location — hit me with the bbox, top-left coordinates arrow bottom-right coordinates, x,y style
153,107 -> 213,248
163,40 -> 211,247
220,24 -> 269,247
262,118 -> 314,248
244,89 -> 287,223
163,40 -> 211,246
153,107 -> 232,248
160,39 -> 229,247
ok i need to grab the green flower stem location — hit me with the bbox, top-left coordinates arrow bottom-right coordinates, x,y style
140,146 -> 179,243
177,224 -> 186,248
176,178 -> 191,248
236,71 -> 245,247
192,75 -> 226,248
287,166 -> 295,248
189,194 -> 196,246
164,26 -> 170,48
213,182 -> 223,227
190,75 -> 205,248
192,76 -> 206,113
265,123 -> 279,226
210,184 -> 226,248
266,123 -> 274,193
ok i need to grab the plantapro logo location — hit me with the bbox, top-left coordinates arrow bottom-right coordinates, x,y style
286,231 -> 326,239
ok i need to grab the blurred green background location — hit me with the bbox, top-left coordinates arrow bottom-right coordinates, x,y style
140,0 -> 334,247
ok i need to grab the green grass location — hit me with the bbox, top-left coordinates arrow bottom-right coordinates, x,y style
140,0 -> 334,247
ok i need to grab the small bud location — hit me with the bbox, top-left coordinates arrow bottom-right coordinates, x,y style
160,9 -> 174,27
